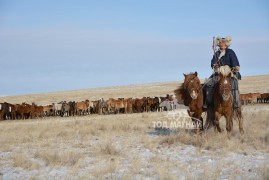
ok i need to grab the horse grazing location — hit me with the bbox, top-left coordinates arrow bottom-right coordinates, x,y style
212,68 -> 244,134
174,72 -> 204,131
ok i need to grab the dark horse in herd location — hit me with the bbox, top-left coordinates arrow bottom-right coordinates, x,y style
174,68 -> 244,134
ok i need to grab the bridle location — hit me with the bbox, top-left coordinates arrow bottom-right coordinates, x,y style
183,76 -> 203,99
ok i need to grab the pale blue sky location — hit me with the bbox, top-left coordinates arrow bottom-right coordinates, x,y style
0,0 -> 268,95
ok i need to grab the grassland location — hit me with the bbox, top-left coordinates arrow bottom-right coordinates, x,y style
0,74 -> 268,179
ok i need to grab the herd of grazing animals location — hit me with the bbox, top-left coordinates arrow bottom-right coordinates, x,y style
0,92 -> 268,121
240,92 -> 269,105
0,94 -> 176,120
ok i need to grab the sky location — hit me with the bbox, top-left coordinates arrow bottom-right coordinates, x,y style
0,0 -> 269,96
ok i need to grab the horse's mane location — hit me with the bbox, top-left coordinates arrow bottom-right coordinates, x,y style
219,65 -> 232,76
174,84 -> 186,103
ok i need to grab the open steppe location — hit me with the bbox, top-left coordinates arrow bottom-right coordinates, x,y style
0,74 -> 268,179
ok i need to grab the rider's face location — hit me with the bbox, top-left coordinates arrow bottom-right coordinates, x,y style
219,41 -> 227,50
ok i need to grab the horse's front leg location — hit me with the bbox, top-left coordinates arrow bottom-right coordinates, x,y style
225,113 -> 233,133
196,108 -> 203,130
214,112 -> 222,132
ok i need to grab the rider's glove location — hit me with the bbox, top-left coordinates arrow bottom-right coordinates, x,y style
213,64 -> 219,70
234,66 -> 240,72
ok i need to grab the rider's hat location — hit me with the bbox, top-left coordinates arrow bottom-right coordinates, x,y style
216,36 -> 231,47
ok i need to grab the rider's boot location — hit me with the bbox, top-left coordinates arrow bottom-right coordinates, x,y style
232,89 -> 239,109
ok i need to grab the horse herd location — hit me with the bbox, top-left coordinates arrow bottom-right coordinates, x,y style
0,95 -> 178,120
240,92 -> 269,105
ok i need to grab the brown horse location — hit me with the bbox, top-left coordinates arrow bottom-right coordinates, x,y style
17,103 -> 32,120
212,71 -> 244,134
133,98 -> 145,113
107,98 -> 127,114
174,72 -> 204,131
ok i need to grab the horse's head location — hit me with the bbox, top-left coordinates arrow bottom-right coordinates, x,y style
183,72 -> 201,99
218,72 -> 232,101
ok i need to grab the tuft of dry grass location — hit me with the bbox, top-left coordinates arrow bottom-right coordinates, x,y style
91,157 -> 119,179
12,153 -> 39,170
34,150 -> 83,167
129,156 -> 143,175
98,140 -> 120,156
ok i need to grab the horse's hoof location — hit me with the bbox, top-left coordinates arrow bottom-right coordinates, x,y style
217,128 -> 223,133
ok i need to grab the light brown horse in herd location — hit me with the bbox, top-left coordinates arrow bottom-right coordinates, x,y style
107,98 -> 133,114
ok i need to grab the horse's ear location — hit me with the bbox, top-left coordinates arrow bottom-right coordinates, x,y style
183,73 -> 186,77
194,71 -> 198,76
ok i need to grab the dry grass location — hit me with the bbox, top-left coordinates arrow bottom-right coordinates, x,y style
34,150 -> 83,167
0,105 -> 268,178
159,106 -> 269,153
98,140 -> 120,156
12,153 -> 39,170
91,157 -> 120,179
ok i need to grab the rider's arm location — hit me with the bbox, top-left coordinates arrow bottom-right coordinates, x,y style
229,49 -> 241,79
211,54 -> 219,70
229,49 -> 240,69
211,55 -> 216,69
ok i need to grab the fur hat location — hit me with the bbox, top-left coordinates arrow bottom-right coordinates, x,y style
216,36 -> 231,47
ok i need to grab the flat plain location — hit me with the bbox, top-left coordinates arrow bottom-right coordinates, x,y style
0,74 -> 268,179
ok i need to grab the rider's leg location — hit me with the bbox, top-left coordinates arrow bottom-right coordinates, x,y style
204,75 -> 218,108
231,77 -> 239,109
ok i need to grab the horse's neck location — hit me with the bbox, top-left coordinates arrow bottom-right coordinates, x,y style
182,89 -> 193,106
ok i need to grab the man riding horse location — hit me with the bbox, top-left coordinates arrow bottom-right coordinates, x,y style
205,36 -> 241,109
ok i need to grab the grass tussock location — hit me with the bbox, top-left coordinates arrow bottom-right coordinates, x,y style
98,140 -> 120,156
12,153 -> 39,170
34,150 -> 83,167
92,158 -> 119,179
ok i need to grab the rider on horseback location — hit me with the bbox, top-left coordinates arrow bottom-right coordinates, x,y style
205,36 -> 241,109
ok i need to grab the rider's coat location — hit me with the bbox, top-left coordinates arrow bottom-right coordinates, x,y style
211,48 -> 241,80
